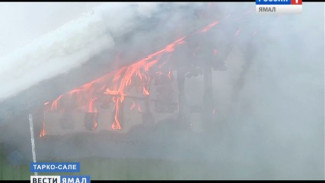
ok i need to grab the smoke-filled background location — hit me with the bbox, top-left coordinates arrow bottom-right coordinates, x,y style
0,2 -> 324,180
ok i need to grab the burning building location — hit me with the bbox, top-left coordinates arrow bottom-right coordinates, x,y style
33,4 -> 248,138
0,2 -> 323,180
0,3 -> 245,160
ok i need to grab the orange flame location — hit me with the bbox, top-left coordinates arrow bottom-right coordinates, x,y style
50,95 -> 63,111
93,120 -> 98,129
42,20 -> 228,132
88,97 -> 98,130
143,87 -> 150,96
102,36 -> 186,129
199,21 -> 218,33
130,101 -> 136,111
104,88 -> 119,96
168,69 -> 172,79
39,121 -> 46,138
137,104 -> 142,113
111,97 -> 122,130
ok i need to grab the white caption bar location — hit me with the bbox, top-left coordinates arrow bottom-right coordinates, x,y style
31,176 -> 61,183
256,5 -> 302,14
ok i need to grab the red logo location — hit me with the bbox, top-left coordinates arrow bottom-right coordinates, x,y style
291,0 -> 302,5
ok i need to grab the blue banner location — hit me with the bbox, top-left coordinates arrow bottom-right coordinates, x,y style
256,0 -> 291,5
30,162 -> 80,173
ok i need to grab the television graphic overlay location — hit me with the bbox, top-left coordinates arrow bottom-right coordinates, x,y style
256,0 -> 303,13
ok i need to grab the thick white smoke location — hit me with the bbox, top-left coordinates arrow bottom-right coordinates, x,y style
0,2 -> 323,180
0,2 -> 167,102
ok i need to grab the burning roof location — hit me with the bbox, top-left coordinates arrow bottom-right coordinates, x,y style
40,20 -> 220,137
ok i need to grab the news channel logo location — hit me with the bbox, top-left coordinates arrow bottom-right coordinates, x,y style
30,162 -> 90,183
30,175 -> 91,183
256,0 -> 302,14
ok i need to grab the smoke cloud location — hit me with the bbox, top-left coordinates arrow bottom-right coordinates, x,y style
0,2 -> 323,180
0,2 -> 172,101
